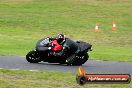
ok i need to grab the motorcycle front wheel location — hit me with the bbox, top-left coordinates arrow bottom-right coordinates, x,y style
26,50 -> 41,63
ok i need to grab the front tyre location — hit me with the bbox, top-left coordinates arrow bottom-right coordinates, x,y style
26,50 -> 41,63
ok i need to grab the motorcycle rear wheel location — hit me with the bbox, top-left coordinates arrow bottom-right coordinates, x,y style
72,53 -> 89,66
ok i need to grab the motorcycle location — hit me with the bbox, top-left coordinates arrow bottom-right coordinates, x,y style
26,37 -> 92,66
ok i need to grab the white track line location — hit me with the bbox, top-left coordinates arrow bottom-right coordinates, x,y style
29,70 -> 39,72
10,68 -> 20,70
0,67 -> 39,72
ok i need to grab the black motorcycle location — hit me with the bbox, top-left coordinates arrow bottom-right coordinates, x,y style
26,37 -> 92,66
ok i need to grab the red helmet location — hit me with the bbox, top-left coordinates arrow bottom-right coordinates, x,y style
57,33 -> 65,39
56,33 -> 65,44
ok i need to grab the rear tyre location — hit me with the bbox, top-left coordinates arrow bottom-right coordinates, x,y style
26,50 -> 41,63
80,54 -> 89,64
72,53 -> 89,66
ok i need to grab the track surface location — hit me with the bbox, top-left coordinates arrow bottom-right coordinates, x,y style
0,56 -> 132,75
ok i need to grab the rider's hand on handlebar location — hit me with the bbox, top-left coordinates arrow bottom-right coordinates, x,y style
48,47 -> 52,50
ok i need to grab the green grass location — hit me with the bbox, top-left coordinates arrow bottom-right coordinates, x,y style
0,0 -> 132,61
0,69 -> 132,88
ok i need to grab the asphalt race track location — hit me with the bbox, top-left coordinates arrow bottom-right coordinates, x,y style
0,56 -> 132,75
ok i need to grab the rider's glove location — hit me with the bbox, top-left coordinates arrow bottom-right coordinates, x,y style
64,46 -> 70,50
48,47 -> 52,50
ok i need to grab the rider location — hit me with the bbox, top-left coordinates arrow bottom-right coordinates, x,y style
48,33 -> 66,51
45,33 -> 66,56
39,33 -> 65,46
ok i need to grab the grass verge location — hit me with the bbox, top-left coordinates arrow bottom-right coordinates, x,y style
0,69 -> 132,88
